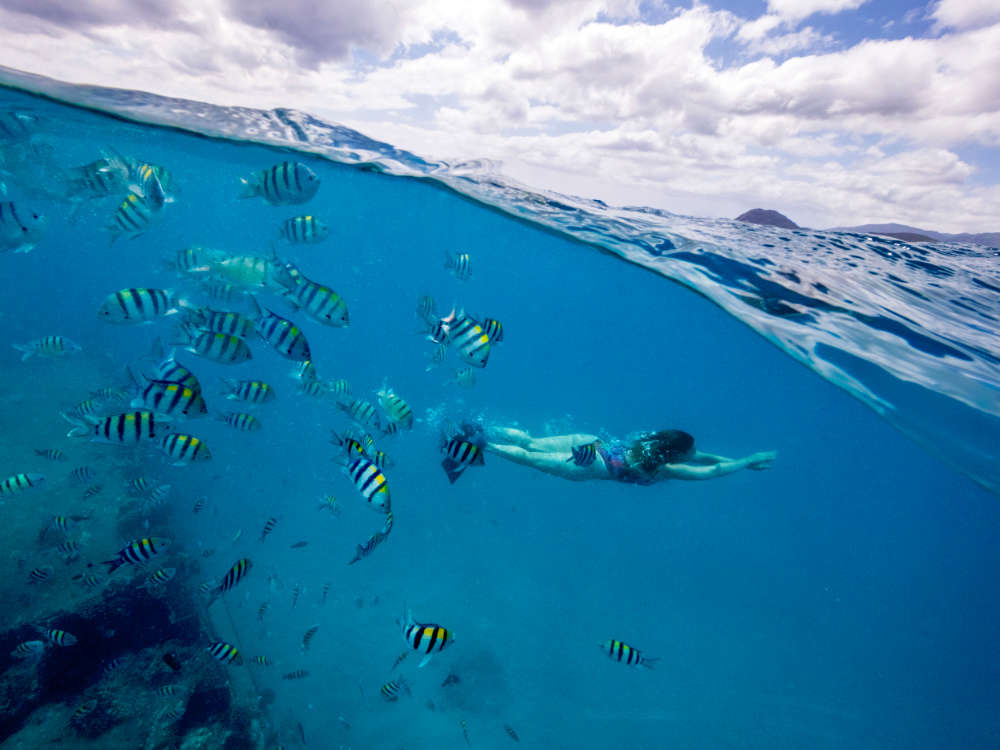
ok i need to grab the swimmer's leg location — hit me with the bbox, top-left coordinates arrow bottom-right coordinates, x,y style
486,443 -> 603,481
526,433 -> 600,452
487,426 -> 534,447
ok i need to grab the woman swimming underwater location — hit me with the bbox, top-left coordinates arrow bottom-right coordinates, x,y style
478,425 -> 776,484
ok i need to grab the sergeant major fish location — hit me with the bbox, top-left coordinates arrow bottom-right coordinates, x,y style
172,324 -> 252,365
398,608 -> 454,668
599,639 -> 658,668
0,201 -> 45,253
279,215 -> 329,243
444,251 -> 472,281
239,161 -> 319,205
250,297 -> 311,361
103,537 -> 171,574
97,288 -> 181,324
12,336 -> 81,360
158,433 -> 211,465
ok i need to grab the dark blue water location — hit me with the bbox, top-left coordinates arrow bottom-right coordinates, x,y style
1,71 -> 998,749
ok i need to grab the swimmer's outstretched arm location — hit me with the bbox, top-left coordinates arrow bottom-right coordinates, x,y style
657,450 -> 777,481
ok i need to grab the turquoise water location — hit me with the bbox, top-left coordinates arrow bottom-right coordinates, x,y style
1,68 -> 999,749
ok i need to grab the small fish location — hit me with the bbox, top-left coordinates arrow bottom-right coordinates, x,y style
82,484 -> 103,500
220,378 -> 275,404
103,537 -> 171,574
441,672 -> 461,687
199,580 -> 217,596
338,397 -> 381,430
71,698 -> 98,723
129,371 -> 208,418
451,367 -> 476,388
0,201 -> 45,253
329,378 -> 351,397
156,685 -> 179,696
68,397 -> 103,421
217,411 -> 262,432
440,433 -> 485,484
280,214 -> 330,243
107,184 -> 166,243
444,310 -> 491,368
504,723 -> 520,742
301,624 -> 319,651
144,567 -> 177,588
63,409 -> 169,443
322,581 -> 330,604
202,281 -> 242,303
317,495 -> 342,515
208,558 -> 253,605
173,324 -> 252,365
345,456 -> 391,513
12,336 -> 82,360
257,601 -> 270,621
28,565 -> 54,584
146,344 -> 202,390
377,385 -> 414,430
461,718 -> 471,746
390,650 -> 409,671
97,288 -> 179,324
253,655 -> 273,666
297,379 -> 329,398
166,245 -> 226,275
250,297 -> 312,361
158,433 -> 211,465
380,677 -> 410,701
41,628 -> 78,647
426,342 -> 448,371
33,448 -> 67,462
65,157 -> 129,200
183,307 -> 255,338
399,608 -> 454,668
290,540 -> 309,549
0,472 -> 46,497
193,496 -> 207,513
11,640 -> 46,658
600,639 -> 658,668
481,317 -> 504,343
282,669 -> 310,680
69,466 -> 96,484
445,251 -> 472,280
102,657 -> 125,675
382,421 -> 400,438
567,441 -> 598,467
348,513 -> 393,565
79,573 -> 104,589
291,583 -> 302,608
126,477 -> 153,497
239,161 -> 319,205
278,263 -> 350,327
260,517 -> 279,542
417,295 -> 436,324
291,359 -> 318,383
206,641 -> 243,665
55,540 -> 82,560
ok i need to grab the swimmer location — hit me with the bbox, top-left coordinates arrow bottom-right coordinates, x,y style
480,425 -> 775,484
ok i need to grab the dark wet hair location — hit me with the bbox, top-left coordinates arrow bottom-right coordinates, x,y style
629,430 -> 695,473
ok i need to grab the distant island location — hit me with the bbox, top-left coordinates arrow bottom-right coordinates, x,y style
735,209 -> 998,247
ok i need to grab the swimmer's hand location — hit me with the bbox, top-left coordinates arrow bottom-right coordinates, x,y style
746,450 -> 777,471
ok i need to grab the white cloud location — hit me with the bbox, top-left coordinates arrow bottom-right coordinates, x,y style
932,0 -> 1000,30
766,0 -> 869,22
0,0 -> 997,232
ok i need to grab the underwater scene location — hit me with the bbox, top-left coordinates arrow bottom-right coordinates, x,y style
0,66 -> 999,750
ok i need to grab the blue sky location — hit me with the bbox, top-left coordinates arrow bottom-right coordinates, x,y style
0,0 -> 997,231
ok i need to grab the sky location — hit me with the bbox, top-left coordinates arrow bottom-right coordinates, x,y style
0,0 -> 998,232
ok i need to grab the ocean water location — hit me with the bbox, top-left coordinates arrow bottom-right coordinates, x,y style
0,67 -> 998,750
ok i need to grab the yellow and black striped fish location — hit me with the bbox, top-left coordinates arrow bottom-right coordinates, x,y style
13,336 -> 82,359
107,183 -> 166,243
253,655 -> 273,666
147,344 -> 202,391
1,472 -> 46,496
144,567 -> 177,588
239,161 -> 319,205
301,624 -> 319,652
280,215 -> 329,243
64,410 -> 169,443
600,639 -> 658,668
567,441 -> 599,467
41,628 -> 78,646
216,411 -> 261,432
183,307 -> 255,338
444,251 -> 472,280
348,511 -> 393,565
337,397 -> 381,430
65,157 -> 129,199
481,317 -> 504,343
69,466 -> 95,484
345,456 -> 390,513
220,378 -> 275,404
444,311 -> 491,368
380,677 -> 410,701
97,288 -> 179,324
70,698 -> 98,723
130,369 -> 207,418
103,537 -> 171,574
34,448 -> 67,462
377,385 -> 413,430
173,323 -> 252,364
28,566 -> 54,584
260,517 -> 279,541
279,263 -> 349,328
399,609 -> 454,667
206,557 -> 252,607
206,641 -> 243,665
282,669 -> 310,680
440,433 -> 485,484
250,297 -> 311,361
165,245 -> 225,275
158,433 -> 211,466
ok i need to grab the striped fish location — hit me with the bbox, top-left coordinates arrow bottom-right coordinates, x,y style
63,410 -> 168,443
290,359 -> 318,383
330,431 -> 368,461
202,281 -> 242,303
206,641 -> 243,665
106,183 -> 166,243
0,201 -> 45,253
144,567 -> 177,588
260,517 -> 279,541
481,317 -> 504,343
81,484 -> 103,500
337,397 -> 380,430
209,254 -> 289,290
147,345 -> 202,391
239,161 -> 319,205
220,378 -> 275,404
301,624 -> 319,651
173,324 -> 252,364
217,411 -> 261,432
158,433 -> 211,465
250,298 -> 311,361
70,698 -> 98,723
11,640 -> 45,659
42,628 -> 78,646
417,295 -> 436,324
283,669 -> 310,680
297,379 -> 329,398
382,421 -> 400,438
253,655 -> 273,666
28,566 -> 54,584
103,537 -> 171,574
280,215 -> 329,243
279,266 -> 349,327
68,398 -> 103,421
183,307 -> 255,338
0,472 -> 46,496
127,477 -> 153,497
600,639 -> 658,668
34,449 -> 67,462
69,466 -> 96,484
451,367 -> 475,388
214,558 -> 253,601
377,386 -> 413,430
79,574 -> 103,589
55,540 -> 82,560
348,512 -> 393,565
399,609 -> 454,667
370,449 -> 392,469
380,677 -> 410,701
97,288 -> 179,324
444,251 -> 472,280
345,456 -> 391,513
165,245 -> 226,275
193,496 -> 207,513
425,342 -> 448,370
130,370 -> 207,418
567,441 -> 599,467
12,336 -> 82,360
440,434 -> 485,484
329,378 -> 350,397
65,158 -> 129,200
443,310 -> 491,368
